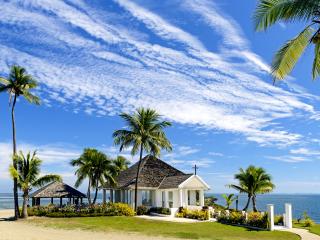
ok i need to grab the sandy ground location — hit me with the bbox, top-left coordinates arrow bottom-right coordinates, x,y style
0,209 -> 179,240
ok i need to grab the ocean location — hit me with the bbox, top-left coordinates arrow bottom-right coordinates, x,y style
1,193 -> 320,223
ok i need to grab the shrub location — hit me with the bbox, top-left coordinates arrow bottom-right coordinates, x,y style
274,215 -> 284,225
175,208 -> 209,221
27,203 -> 135,217
304,218 -> 315,227
136,205 -> 148,215
247,212 -> 268,229
149,207 -> 171,215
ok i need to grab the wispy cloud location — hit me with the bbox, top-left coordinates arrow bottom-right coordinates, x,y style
266,155 -> 312,163
0,0 -> 318,148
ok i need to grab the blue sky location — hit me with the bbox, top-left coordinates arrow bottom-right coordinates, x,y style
1,0 -> 320,193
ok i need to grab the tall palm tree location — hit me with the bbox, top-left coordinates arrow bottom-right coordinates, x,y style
10,151 -> 61,218
71,148 -> 115,205
254,0 -> 320,80
229,165 -> 275,212
0,65 -> 40,219
222,193 -> 236,210
113,108 -> 172,211
113,156 -> 130,173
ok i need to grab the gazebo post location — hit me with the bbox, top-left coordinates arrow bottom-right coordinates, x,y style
51,198 -> 53,204
32,198 -> 35,207
60,197 -> 62,207
80,198 -> 83,204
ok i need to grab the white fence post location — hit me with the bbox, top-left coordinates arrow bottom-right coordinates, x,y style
285,203 -> 292,229
267,204 -> 274,231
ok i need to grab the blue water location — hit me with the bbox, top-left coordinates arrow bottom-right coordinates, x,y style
212,194 -> 320,223
1,193 -> 320,223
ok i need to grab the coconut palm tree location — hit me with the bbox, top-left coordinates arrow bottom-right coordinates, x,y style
71,148 -> 115,205
9,151 -> 61,218
254,0 -> 320,80
229,165 -> 275,212
0,65 -> 40,219
113,108 -> 172,211
113,156 -> 130,173
222,193 -> 236,210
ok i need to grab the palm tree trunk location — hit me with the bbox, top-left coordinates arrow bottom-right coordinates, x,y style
21,191 -> 28,219
243,195 -> 251,211
93,179 -> 99,204
87,178 -> 92,205
134,144 -> 143,212
11,94 -> 19,219
252,195 -> 258,212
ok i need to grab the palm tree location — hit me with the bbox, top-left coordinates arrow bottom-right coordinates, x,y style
222,193 -> 236,210
254,0 -> 320,80
71,148 -> 115,205
9,151 -> 61,218
229,165 -> 275,212
0,65 -> 40,219
113,108 -> 172,211
113,156 -> 130,173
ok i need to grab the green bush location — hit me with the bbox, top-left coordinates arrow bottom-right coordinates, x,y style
303,218 -> 315,227
175,207 -> 209,221
149,207 -> 171,215
28,203 -> 135,217
274,215 -> 284,225
217,211 -> 268,229
136,205 -> 148,215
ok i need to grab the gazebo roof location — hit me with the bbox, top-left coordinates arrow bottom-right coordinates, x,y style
30,181 -> 86,198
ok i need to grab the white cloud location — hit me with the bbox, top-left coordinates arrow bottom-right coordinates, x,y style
290,148 -> 320,156
266,155 -> 312,163
208,152 -> 224,157
0,0 -> 318,148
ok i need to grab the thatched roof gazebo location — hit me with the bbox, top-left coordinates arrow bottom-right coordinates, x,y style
30,181 -> 86,207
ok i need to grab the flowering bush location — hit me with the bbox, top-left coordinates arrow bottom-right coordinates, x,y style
217,211 -> 268,229
28,203 -> 135,217
136,205 -> 148,215
175,207 -> 209,221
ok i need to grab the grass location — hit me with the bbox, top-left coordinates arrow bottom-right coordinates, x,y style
27,216 -> 300,240
294,222 -> 320,236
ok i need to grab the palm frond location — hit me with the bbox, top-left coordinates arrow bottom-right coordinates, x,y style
22,90 -> 40,105
312,41 -> 320,79
272,25 -> 314,80
33,174 -> 61,187
254,0 -> 320,31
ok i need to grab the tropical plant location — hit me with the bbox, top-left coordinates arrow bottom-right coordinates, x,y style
113,155 -> 130,173
0,65 -> 40,219
71,148 -> 115,204
254,0 -> 320,80
222,193 -> 237,210
229,165 -> 275,212
113,108 -> 172,211
9,151 -> 61,218
204,196 -> 218,206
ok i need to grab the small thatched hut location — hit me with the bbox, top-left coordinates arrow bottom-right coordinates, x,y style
30,181 -> 86,207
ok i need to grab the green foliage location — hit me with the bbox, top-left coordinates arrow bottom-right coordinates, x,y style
274,215 -> 284,225
304,218 -> 315,227
175,207 -> 209,221
222,194 -> 237,209
136,205 -> 148,215
217,211 -> 269,229
204,196 -> 217,206
254,0 -> 320,80
149,207 -> 171,215
229,165 -> 275,211
28,203 -> 135,217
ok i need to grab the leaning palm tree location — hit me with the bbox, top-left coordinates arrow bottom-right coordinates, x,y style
229,165 -> 275,212
71,148 -> 115,205
222,193 -> 236,210
113,156 -> 130,173
0,65 -> 40,219
10,151 -> 61,218
254,0 -> 320,80
113,108 -> 172,211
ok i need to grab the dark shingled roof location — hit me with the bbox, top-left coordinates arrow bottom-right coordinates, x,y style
108,155 -> 192,189
159,174 -> 193,189
30,181 -> 86,198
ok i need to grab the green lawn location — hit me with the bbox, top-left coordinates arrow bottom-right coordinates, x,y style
27,216 -> 300,240
294,222 -> 320,236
